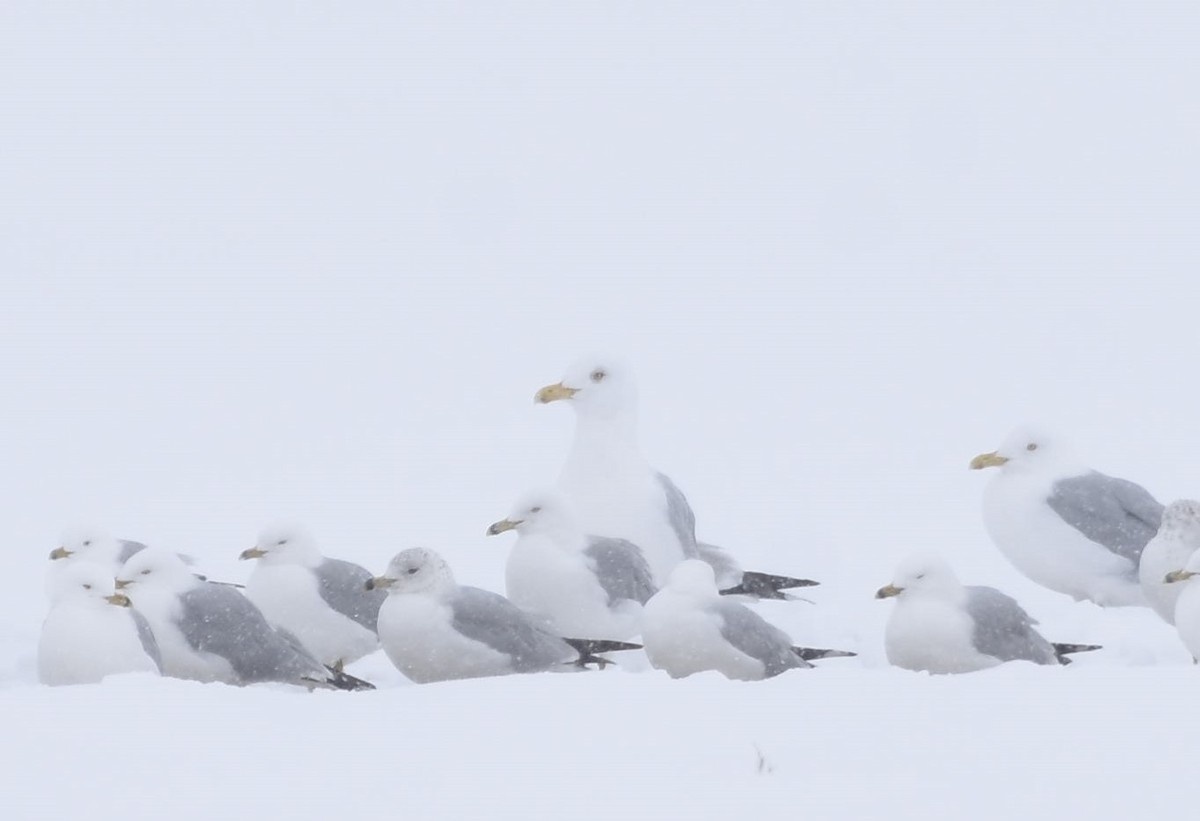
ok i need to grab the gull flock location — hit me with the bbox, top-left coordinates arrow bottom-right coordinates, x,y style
35,355 -> 1200,689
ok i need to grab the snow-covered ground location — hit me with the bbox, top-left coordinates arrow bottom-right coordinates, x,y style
4,3 -> 1200,819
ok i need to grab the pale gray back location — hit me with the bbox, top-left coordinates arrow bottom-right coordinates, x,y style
314,558 -> 386,632
129,608 -> 163,672
176,583 -> 329,684
117,540 -> 148,564
1046,471 -> 1164,565
965,586 -> 1058,665
655,472 -> 700,558
584,536 -> 657,606
713,599 -> 811,677
449,586 -> 574,672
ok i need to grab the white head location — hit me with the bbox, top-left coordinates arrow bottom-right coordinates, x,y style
47,562 -> 128,609
117,547 -> 198,598
534,355 -> 639,424
876,554 -> 963,601
486,490 -> 580,541
240,523 -> 322,567
51,527 -> 119,565
368,548 -> 455,596
1158,500 -> 1200,540
665,559 -> 719,597
969,425 -> 1080,474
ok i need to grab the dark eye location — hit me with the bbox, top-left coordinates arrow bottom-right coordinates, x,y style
406,567 -> 419,575
531,506 -> 542,514
915,574 -> 925,580
590,369 -> 606,383
277,539 -> 288,546
82,583 -> 92,590
1026,443 -> 1038,451
141,568 -> 151,575
83,540 -> 92,547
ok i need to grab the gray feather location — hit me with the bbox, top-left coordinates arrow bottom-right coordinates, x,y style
655,472 -> 700,558
696,542 -> 743,589
129,608 -> 163,672
449,586 -> 574,672
1046,471 -> 1164,565
584,536 -> 657,606
965,586 -> 1059,665
313,558 -> 386,633
176,584 -> 331,685
116,540 -> 148,564
714,599 -> 812,677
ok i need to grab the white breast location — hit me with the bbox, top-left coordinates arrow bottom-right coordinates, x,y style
1139,536 -> 1197,624
884,598 -> 999,675
38,605 -> 157,686
245,564 -> 379,666
1173,583 -> 1200,661
982,473 -> 1141,605
642,592 -> 764,680
377,594 -> 514,684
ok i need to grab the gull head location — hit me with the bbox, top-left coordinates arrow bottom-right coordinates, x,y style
117,547 -> 197,597
534,355 -> 638,421
970,425 -> 1073,473
51,527 -> 117,563
368,548 -> 454,595
47,562 -> 128,608
241,523 -> 321,566
487,490 -> 577,539
877,554 -> 961,600
665,559 -> 719,597
1158,499 -> 1200,540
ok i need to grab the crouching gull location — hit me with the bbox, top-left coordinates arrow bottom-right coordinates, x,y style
240,524 -> 386,667
486,490 -> 657,641
876,554 -> 1100,674
641,560 -> 855,681
38,562 -> 162,686
970,426 -> 1163,607
118,548 -> 373,690
535,355 -> 818,597
1161,552 -> 1200,660
1139,500 -> 1200,624
368,548 -> 641,684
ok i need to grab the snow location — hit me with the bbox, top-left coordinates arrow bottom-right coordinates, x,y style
4,1 -> 1200,818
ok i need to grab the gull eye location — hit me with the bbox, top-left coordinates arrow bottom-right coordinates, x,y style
915,574 -> 925,580
1026,443 -> 1038,451
141,568 -> 152,575
531,506 -> 542,514
406,567 -> 419,575
590,369 -> 606,383
82,583 -> 92,590
277,539 -> 288,546
83,540 -> 92,547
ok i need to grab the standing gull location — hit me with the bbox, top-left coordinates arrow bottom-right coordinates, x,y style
1138,500 -> 1200,624
535,356 -> 818,595
240,524 -> 385,667
369,548 -> 640,684
118,548 -> 372,690
970,426 -> 1163,607
486,490 -> 656,640
641,560 -> 854,681
38,562 -> 162,686
876,554 -> 1100,674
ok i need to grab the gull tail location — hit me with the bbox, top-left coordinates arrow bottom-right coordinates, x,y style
1052,643 -> 1102,665
719,571 -> 820,600
792,646 -> 858,662
562,638 -> 643,670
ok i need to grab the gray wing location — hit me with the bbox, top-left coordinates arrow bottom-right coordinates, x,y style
176,584 -> 329,684
713,599 -> 810,677
695,542 -> 744,589
449,587 -> 573,672
965,586 -> 1058,664
655,472 -> 700,558
1046,471 -> 1164,564
129,608 -> 163,672
584,536 -> 657,606
314,558 -> 386,633
116,540 -> 148,564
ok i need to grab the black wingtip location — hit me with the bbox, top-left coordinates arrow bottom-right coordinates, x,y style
562,638 -> 643,669
792,646 -> 858,662
1052,642 -> 1102,664
719,571 -> 820,599
326,666 -> 376,691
